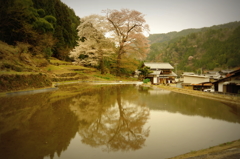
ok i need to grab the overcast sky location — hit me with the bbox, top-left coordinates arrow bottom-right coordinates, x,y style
61,0 -> 240,34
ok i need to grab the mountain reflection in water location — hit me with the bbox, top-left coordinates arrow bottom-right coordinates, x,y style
138,87 -> 240,123
0,84 -> 239,159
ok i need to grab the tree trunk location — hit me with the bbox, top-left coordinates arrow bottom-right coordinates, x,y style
99,50 -> 104,74
116,44 -> 124,76
116,54 -> 121,76
100,58 -> 104,74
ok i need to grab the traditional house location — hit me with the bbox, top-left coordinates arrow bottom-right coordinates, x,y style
213,68 -> 240,94
144,62 -> 177,84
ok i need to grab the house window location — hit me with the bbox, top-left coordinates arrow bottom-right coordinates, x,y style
162,70 -> 171,74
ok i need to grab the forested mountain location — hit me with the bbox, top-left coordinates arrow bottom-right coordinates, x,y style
148,29 -> 202,44
147,21 -> 240,72
0,0 -> 80,60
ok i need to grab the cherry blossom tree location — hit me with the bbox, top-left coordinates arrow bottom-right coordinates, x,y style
69,14 -> 114,73
70,9 -> 150,76
103,9 -> 150,75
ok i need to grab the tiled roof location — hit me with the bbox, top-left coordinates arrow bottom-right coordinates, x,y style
149,71 -> 177,77
144,62 -> 174,69
183,75 -> 209,78
214,68 -> 240,83
149,71 -> 162,75
182,72 -> 195,75
159,72 -> 177,77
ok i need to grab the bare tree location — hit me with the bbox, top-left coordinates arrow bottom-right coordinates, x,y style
103,9 -> 150,75
70,10 -> 150,75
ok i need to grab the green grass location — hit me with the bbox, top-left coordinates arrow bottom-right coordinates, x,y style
0,42 -> 139,93
220,141 -> 233,146
94,74 -> 116,80
60,64 -> 93,70
43,64 -> 94,73
43,65 -> 65,72
49,57 -> 71,65
0,71 -> 39,75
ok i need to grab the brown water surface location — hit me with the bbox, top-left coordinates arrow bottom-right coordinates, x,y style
0,84 -> 240,159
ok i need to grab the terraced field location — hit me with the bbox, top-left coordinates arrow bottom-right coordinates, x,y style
0,57 -> 136,92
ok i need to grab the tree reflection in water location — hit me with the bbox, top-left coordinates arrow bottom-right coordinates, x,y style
69,85 -> 150,152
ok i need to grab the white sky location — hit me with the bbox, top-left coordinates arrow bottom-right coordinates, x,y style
61,0 -> 240,34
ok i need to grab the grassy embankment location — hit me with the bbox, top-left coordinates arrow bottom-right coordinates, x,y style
155,84 -> 240,106
0,58 -> 135,93
169,139 -> 240,159
0,41 -> 136,93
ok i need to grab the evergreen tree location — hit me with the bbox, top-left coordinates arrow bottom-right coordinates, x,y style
0,0 -> 80,60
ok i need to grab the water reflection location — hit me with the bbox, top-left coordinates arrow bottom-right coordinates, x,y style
0,85 -> 150,159
69,85 -> 150,152
0,92 -> 79,159
0,84 -> 239,159
138,86 -> 240,123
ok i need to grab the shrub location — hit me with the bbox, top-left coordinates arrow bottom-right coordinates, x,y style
143,78 -> 150,83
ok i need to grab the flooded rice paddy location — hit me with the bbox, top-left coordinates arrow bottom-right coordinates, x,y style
0,84 -> 240,159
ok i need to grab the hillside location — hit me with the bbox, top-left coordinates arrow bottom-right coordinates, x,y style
0,41 -> 134,93
148,28 -> 202,44
147,21 -> 240,73
148,21 -> 240,44
0,0 -> 80,60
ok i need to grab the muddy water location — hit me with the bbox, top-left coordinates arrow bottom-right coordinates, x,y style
0,84 -> 240,159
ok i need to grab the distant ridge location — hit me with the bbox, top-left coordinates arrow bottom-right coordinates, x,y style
148,21 -> 240,44
146,21 -> 240,71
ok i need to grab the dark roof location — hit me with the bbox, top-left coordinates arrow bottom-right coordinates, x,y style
220,70 -> 233,74
213,68 -> 240,83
